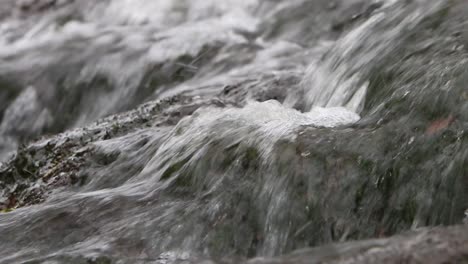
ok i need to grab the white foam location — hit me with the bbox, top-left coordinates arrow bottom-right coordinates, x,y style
140,100 -> 360,181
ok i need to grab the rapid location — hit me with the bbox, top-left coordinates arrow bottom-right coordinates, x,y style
0,0 -> 467,263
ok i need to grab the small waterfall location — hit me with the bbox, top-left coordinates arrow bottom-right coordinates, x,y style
292,0 -> 446,113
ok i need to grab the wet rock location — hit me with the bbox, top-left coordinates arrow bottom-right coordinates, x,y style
246,225 -> 468,264
0,0 -> 467,263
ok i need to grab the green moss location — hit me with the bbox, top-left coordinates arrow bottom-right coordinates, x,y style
87,256 -> 112,264
353,182 -> 368,214
241,147 -> 259,170
111,123 -> 120,134
0,208 -> 13,213
401,198 -> 418,223
160,157 -> 191,181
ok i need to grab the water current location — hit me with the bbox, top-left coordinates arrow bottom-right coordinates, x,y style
0,0 -> 467,263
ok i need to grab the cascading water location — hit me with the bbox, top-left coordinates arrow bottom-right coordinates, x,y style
288,0 -> 446,112
0,0 -> 467,263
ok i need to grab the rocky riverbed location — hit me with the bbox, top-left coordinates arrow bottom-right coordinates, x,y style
0,0 -> 467,263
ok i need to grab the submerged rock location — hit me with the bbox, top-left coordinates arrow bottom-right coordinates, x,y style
0,0 -> 467,263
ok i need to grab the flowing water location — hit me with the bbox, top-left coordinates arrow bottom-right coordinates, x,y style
0,0 -> 467,263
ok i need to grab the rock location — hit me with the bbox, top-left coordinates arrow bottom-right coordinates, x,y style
0,0 -> 467,263
246,225 -> 468,264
